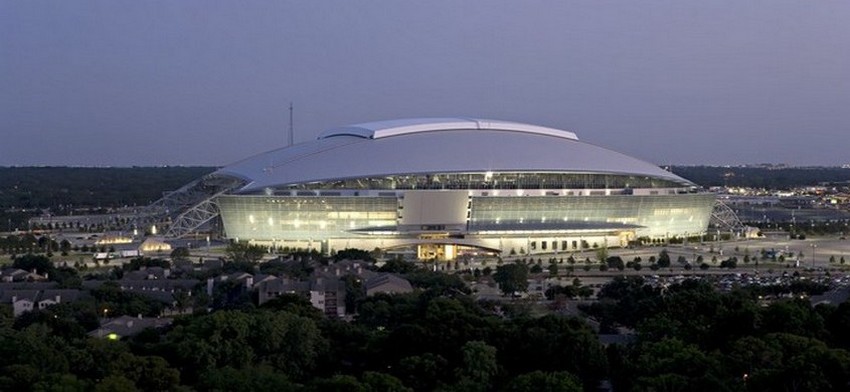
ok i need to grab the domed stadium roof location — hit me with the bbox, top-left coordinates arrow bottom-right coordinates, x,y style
215,118 -> 692,193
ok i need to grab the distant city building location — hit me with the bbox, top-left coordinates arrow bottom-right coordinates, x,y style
209,118 -> 715,259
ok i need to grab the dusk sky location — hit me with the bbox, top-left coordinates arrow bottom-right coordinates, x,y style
2,1 -> 848,167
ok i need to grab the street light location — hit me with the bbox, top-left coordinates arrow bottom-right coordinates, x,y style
810,243 -> 817,270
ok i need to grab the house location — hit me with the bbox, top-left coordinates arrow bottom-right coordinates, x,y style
172,259 -> 195,273
313,259 -> 378,281
116,279 -> 199,293
122,266 -> 171,280
7,290 -> 38,317
114,279 -> 199,309
1,288 -> 84,317
202,259 -> 224,270
365,273 -> 413,296
205,272 -> 274,297
37,289 -> 82,310
0,268 -> 47,282
0,282 -> 58,291
309,277 -> 345,318
255,276 -> 346,317
251,273 -> 277,287
256,277 -> 310,305
78,278 -> 199,314
88,315 -> 173,339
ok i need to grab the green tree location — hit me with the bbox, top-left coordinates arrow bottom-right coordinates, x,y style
605,256 -> 625,271
224,242 -> 266,263
341,275 -> 367,315
720,257 -> 738,269
131,356 -> 180,392
379,258 -> 419,274
12,253 -> 54,275
633,338 -> 724,392
361,371 -> 412,392
307,375 -> 364,392
493,263 -> 529,295
166,309 -> 325,381
595,246 -> 608,262
760,299 -> 825,338
657,249 -> 671,268
59,239 -> 72,255
170,247 -> 190,262
396,353 -> 447,392
94,375 -> 139,392
334,248 -> 375,262
197,365 -> 295,392
499,315 -> 607,387
456,340 -> 498,387
502,371 -> 582,392
727,333 -> 850,392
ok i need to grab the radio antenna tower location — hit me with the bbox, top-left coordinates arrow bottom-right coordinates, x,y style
288,102 -> 294,146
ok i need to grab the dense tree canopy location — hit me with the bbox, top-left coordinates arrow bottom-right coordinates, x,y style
670,166 -> 850,189
224,242 -> 267,263
493,263 -> 529,296
584,276 -> 850,391
0,166 -> 213,210
2,260 -> 850,390
0,166 -> 213,229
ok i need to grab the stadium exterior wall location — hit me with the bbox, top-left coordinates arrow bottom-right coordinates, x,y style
212,118 -> 717,256
218,192 -> 715,255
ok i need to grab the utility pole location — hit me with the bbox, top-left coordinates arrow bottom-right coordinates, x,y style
288,102 -> 294,146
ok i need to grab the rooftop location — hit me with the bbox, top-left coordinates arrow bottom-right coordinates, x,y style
318,118 -> 579,141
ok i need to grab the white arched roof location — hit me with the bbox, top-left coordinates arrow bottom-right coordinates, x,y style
216,118 -> 692,193
318,118 -> 578,141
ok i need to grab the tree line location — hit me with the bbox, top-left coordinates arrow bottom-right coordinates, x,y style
5,254 -> 850,390
670,166 -> 850,189
584,276 -> 850,391
0,166 -> 214,229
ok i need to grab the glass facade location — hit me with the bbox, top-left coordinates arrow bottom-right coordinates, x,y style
217,171 -> 716,249
469,193 -> 716,238
275,172 -> 690,191
218,195 -> 397,241
219,192 -> 715,242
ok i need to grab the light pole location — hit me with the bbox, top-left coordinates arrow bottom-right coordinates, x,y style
810,243 -> 817,270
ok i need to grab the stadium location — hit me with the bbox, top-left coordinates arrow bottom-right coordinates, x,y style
153,118 -> 716,259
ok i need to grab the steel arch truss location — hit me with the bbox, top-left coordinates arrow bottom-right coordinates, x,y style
130,174 -> 244,238
164,191 -> 227,238
710,199 -> 745,233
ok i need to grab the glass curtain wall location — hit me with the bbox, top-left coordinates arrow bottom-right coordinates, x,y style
218,195 -> 397,241
277,172 -> 689,191
469,193 -> 715,237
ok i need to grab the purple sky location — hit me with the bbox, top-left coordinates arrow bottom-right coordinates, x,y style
2,1 -> 848,167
